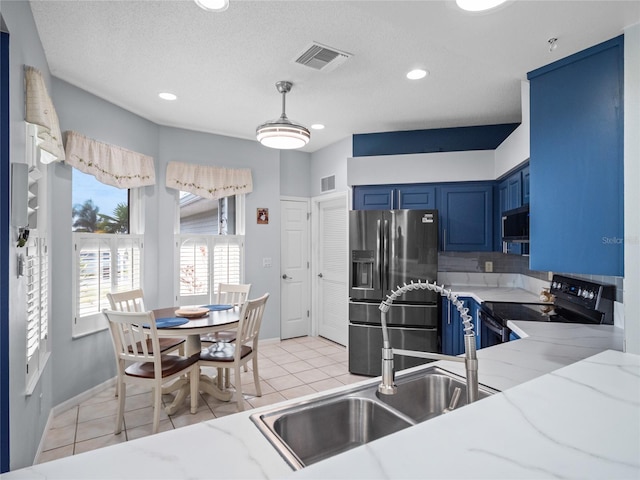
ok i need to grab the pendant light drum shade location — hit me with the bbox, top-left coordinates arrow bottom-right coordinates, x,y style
256,81 -> 310,149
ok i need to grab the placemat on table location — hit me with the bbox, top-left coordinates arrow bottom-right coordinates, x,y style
200,304 -> 233,311
145,317 -> 189,328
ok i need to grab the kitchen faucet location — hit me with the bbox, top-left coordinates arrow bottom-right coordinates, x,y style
378,280 -> 479,405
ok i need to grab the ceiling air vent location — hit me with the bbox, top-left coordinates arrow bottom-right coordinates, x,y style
294,42 -> 352,72
321,175 -> 336,193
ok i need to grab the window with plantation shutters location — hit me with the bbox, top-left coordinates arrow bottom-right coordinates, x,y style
176,235 -> 244,306
25,237 -> 50,394
23,122 -> 52,394
72,234 -> 143,337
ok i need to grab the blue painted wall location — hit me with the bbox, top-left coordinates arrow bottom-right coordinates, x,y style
1,29 -> 11,474
352,123 -> 519,157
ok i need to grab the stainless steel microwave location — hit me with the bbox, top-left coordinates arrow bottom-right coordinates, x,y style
502,205 -> 529,243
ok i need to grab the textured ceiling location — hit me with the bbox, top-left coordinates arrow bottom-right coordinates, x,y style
29,0 -> 640,152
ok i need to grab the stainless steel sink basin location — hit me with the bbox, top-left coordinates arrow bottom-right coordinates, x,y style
251,366 -> 498,470
376,369 -> 493,422
268,397 -> 412,467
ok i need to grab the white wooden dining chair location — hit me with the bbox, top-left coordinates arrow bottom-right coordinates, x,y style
201,283 -> 251,344
198,293 -> 269,412
107,289 -> 185,398
104,309 -> 200,434
200,283 -> 252,387
106,289 -> 146,312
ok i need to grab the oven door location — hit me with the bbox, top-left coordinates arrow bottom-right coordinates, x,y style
478,309 -> 510,347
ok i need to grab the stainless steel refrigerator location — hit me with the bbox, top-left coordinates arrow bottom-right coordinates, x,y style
349,209 -> 439,376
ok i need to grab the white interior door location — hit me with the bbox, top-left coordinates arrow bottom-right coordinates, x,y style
315,194 -> 348,346
280,199 -> 310,339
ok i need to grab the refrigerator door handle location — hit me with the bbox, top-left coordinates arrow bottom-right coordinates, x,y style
376,219 -> 383,291
383,218 -> 389,293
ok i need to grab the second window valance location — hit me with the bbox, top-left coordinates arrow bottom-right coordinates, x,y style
166,161 -> 253,200
65,131 -> 156,189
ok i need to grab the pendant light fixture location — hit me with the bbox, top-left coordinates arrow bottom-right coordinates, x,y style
194,0 -> 229,12
256,81 -> 310,150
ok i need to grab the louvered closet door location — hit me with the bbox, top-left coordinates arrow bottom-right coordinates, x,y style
317,195 -> 348,346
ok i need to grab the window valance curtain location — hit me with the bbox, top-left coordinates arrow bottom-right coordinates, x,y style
24,66 -> 65,163
166,161 -> 253,200
64,131 -> 156,189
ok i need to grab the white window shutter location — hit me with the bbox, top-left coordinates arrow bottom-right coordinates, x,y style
25,237 -> 49,392
212,236 -> 244,289
177,236 -> 210,305
114,237 -> 142,293
75,236 -> 112,318
175,235 -> 244,305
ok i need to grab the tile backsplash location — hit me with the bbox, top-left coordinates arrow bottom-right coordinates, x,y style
438,252 -> 623,303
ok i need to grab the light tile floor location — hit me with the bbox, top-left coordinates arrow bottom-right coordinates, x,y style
36,336 -> 367,465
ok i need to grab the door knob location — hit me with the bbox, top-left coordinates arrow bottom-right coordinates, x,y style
282,274 -> 292,279
318,273 -> 323,278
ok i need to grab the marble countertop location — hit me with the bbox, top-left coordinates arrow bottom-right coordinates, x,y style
293,348 -> 639,480
444,285 -> 545,304
5,285 -> 636,480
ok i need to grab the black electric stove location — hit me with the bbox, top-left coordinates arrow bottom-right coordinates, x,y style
479,274 -> 615,345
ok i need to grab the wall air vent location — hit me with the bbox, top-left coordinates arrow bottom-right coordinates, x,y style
294,42 -> 352,72
321,175 -> 336,193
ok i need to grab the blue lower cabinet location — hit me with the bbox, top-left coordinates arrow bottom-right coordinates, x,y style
509,331 -> 521,342
441,297 -> 479,355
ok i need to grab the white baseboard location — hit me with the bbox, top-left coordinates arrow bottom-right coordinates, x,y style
33,377 -> 116,465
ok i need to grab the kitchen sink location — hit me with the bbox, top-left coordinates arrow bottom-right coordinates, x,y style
268,397 -> 412,467
251,366 -> 498,470
376,370 -> 493,422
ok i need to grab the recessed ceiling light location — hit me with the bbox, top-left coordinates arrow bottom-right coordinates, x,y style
407,69 -> 428,80
194,0 -> 229,12
311,124 -> 325,130
158,92 -> 177,101
456,0 -> 508,12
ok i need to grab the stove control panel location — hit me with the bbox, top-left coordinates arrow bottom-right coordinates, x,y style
550,275 -> 605,310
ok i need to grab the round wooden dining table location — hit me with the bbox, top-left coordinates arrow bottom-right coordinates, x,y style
151,305 -> 240,415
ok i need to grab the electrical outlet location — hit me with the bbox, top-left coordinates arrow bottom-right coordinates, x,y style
485,261 -> 493,273
262,257 -> 272,268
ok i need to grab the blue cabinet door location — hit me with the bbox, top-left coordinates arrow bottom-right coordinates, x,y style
354,184 -> 436,210
353,186 -> 395,210
440,184 -> 493,252
497,165 -> 529,254
528,36 -> 624,276
521,166 -> 530,205
507,175 -> 522,210
398,185 -> 436,210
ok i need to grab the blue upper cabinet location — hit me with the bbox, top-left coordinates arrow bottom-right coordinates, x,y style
496,164 -> 529,254
521,166 -> 530,205
353,185 -> 395,210
439,183 -> 493,252
353,184 -> 436,210
353,182 -> 492,252
527,36 -> 624,276
397,185 -> 436,210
